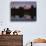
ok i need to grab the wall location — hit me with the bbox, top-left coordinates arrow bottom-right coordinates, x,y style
0,0 -> 46,46
0,35 -> 23,46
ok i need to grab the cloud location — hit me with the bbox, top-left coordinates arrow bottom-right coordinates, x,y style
32,38 -> 46,43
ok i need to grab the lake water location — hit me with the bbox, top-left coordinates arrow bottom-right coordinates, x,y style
11,15 -> 36,21
33,43 -> 46,46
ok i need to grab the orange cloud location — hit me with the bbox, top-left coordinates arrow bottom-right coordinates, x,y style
32,38 -> 46,43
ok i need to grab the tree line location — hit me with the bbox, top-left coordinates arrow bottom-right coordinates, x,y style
11,5 -> 36,19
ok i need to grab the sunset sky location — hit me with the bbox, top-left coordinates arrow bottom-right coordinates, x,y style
10,2 -> 36,8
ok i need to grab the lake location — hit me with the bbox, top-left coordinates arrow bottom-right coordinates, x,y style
33,43 -> 46,46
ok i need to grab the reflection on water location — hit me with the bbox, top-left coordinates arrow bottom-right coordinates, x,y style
33,43 -> 46,46
11,15 -> 36,21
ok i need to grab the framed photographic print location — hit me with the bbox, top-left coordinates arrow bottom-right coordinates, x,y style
10,1 -> 36,21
